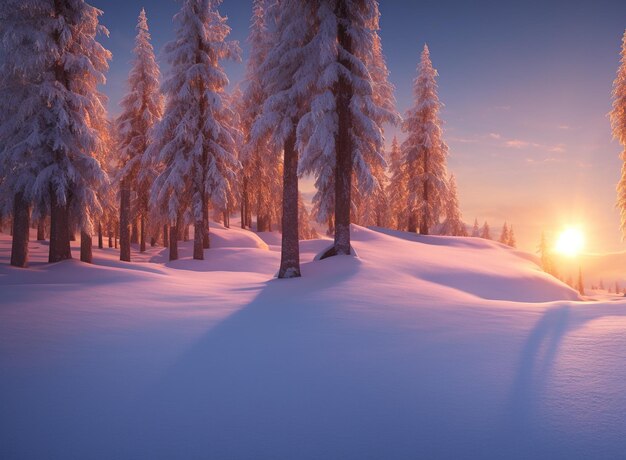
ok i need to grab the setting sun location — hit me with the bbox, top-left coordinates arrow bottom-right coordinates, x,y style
555,227 -> 585,257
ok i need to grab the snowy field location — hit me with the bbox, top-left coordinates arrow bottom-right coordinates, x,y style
1,224 -> 626,459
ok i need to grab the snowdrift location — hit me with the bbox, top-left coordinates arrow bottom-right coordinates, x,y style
1,225 -> 625,460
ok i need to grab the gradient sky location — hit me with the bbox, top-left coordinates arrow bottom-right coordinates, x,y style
93,0 -> 626,253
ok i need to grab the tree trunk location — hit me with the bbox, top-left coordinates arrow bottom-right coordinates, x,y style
241,177 -> 248,229
408,213 -> 417,233
278,130 -> 301,278
37,218 -> 45,241
140,214 -> 146,252
203,199 -> 210,249
323,2 -> 353,259
169,223 -> 178,261
114,225 -> 118,249
163,224 -> 169,248
193,220 -> 204,260
223,211 -> 230,229
80,230 -> 92,263
131,219 -> 139,244
108,226 -> 113,248
97,222 -> 103,249
49,190 -> 72,263
10,192 -> 30,268
119,184 -> 131,262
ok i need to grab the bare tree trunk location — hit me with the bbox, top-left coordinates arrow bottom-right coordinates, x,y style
183,224 -> 189,242
193,220 -> 204,260
140,214 -> 146,252
10,192 -> 30,268
408,213 -> 417,233
114,225 -> 118,249
323,1 -> 352,259
131,219 -> 139,244
203,199 -> 210,249
169,222 -> 178,261
241,177 -> 248,229
278,130 -> 301,278
223,210 -> 230,229
80,230 -> 92,263
37,218 -> 45,241
119,184 -> 131,262
108,225 -> 113,248
49,190 -> 72,263
163,224 -> 169,248
97,222 -> 103,249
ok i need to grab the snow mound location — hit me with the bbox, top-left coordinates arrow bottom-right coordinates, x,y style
354,225 -> 579,302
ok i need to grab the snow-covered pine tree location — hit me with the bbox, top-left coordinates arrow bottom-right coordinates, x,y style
481,221 -> 491,239
252,0 -> 318,278
298,0 -> 399,257
440,174 -> 465,236
386,136 -> 407,231
117,9 -> 163,261
239,0 -> 281,233
499,222 -> 509,244
402,45 -> 449,235
507,225 -> 516,248
0,0 -> 111,265
150,0 -> 241,261
471,218 -> 480,237
298,193 -> 318,240
611,29 -> 626,239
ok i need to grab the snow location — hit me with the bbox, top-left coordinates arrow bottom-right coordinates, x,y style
1,224 -> 626,459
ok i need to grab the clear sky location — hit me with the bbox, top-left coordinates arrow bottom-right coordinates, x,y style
93,0 -> 626,253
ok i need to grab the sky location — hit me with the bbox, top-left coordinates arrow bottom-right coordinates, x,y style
93,0 -> 626,254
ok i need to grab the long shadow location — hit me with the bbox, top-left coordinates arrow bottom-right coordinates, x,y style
499,303 -> 626,458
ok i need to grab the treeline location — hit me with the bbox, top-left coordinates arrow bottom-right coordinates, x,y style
0,0 -> 486,278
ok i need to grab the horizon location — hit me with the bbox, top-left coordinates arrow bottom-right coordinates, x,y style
95,0 -> 626,254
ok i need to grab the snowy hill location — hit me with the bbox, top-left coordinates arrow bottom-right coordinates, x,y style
1,225 -> 625,459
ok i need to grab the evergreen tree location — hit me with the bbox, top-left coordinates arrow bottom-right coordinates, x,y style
577,267 -> 585,296
499,222 -> 509,244
440,174 -> 465,236
298,0 -> 399,258
471,218 -> 480,237
252,0 -> 316,277
611,29 -> 626,239
150,0 -> 241,261
481,221 -> 491,239
386,136 -> 407,230
0,0 -> 111,265
298,194 -> 318,240
507,225 -> 517,248
117,9 -> 163,261
402,45 -> 449,235
239,0 -> 281,233
538,232 -> 555,276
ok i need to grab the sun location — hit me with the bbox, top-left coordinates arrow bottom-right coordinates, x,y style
554,227 -> 585,257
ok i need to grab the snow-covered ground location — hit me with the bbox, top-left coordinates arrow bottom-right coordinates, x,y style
1,224 -> 625,459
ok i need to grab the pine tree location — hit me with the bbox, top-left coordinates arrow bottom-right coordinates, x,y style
252,0 -> 316,277
117,9 -> 163,261
402,45 -> 449,235
386,136 -> 407,230
611,29 -> 626,239
507,225 -> 517,248
538,232 -> 555,276
150,0 -> 241,261
0,0 -> 111,265
298,194 -> 318,240
577,267 -> 585,296
298,0 -> 399,258
481,221 -> 491,239
471,218 -> 480,237
439,174 -> 465,236
499,222 -> 509,244
239,0 -> 281,233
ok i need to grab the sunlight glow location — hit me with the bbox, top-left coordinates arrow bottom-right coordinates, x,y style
554,227 -> 585,257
